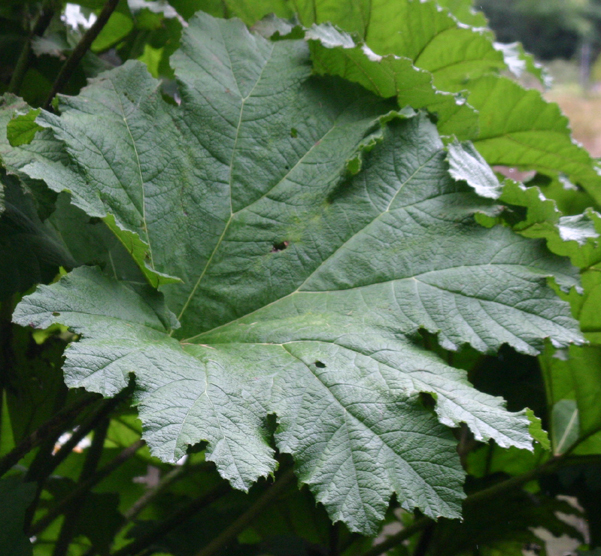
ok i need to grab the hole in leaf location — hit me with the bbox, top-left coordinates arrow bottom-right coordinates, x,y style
419,392 -> 435,410
314,361 -> 326,368
186,440 -> 208,455
290,128 -> 298,138
52,312 -> 60,317
271,241 -> 289,253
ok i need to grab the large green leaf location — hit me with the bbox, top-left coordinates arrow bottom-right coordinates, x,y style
13,12 -> 584,534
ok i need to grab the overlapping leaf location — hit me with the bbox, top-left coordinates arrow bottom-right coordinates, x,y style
218,0 -> 507,91
0,172 -> 74,301
13,12 -> 585,534
305,24 -> 478,139
215,0 -> 601,202
469,77 -> 601,205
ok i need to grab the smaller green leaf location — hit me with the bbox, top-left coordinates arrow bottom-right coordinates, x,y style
91,12 -> 134,52
499,179 -> 601,269
541,345 -> 601,456
552,399 -> 580,455
526,409 -> 550,450
7,109 -> 43,147
467,443 -> 547,479
138,44 -> 164,77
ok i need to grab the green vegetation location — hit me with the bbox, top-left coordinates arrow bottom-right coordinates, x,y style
2,1 -> 601,555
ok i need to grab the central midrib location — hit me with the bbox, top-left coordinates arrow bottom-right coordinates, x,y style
175,53 -> 370,326
175,43 -> 275,324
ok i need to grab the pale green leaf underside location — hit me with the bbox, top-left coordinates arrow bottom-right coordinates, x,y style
306,23 -> 479,139
469,77 -> 601,205
219,0 -> 506,92
218,0 -> 599,195
13,12 -> 584,534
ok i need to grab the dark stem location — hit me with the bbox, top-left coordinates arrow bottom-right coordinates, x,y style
22,387 -> 70,531
194,468 -> 296,556
124,461 -> 212,521
53,418 -> 110,556
79,461 -> 213,556
111,480 -> 232,556
44,0 -> 120,109
413,521 -> 435,556
329,521 -> 340,556
50,388 -> 131,473
23,386 -> 131,532
0,393 -> 97,477
30,439 -> 145,536
359,517 -> 431,556
8,4 -> 54,95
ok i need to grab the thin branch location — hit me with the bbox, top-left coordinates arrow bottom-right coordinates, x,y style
359,517 -> 431,556
0,392 -> 97,477
30,439 -> 145,536
413,521 -> 435,556
194,468 -> 296,556
111,480 -> 232,556
22,387 -> 70,531
124,461 -> 212,521
44,0 -> 120,109
78,461 -> 213,556
53,418 -> 110,556
23,386 -> 132,532
49,388 -> 131,473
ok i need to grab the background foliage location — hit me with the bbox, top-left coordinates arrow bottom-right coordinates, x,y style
2,1 -> 601,556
